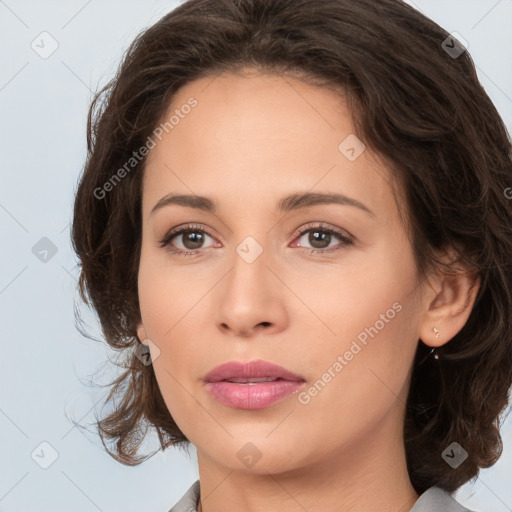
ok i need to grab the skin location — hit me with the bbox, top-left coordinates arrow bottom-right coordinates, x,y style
136,68 -> 479,512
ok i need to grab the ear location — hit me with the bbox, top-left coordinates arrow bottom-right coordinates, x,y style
418,249 -> 480,348
136,323 -> 149,346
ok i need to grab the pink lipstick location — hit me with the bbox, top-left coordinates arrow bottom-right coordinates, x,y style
204,360 -> 306,409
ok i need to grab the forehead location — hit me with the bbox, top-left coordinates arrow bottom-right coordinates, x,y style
142,70 -> 400,222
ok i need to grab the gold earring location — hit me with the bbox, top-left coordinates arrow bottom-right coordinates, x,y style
432,328 -> 440,360
432,327 -> 439,359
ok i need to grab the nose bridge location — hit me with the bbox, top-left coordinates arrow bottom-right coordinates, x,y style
227,233 -> 271,303
215,231 -> 284,334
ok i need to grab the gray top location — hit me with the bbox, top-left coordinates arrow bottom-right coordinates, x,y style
168,480 -> 477,512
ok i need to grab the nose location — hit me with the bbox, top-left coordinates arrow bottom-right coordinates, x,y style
215,246 -> 288,338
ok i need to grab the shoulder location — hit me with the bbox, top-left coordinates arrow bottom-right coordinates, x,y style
411,486 -> 478,512
168,480 -> 200,512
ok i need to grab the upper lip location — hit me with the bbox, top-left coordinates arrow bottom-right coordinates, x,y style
204,360 -> 305,383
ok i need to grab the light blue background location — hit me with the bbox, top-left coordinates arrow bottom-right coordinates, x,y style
1,1 -> 511,511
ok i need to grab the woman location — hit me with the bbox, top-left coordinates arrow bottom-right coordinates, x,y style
71,0 -> 512,511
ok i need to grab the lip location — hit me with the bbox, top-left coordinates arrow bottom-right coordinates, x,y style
204,360 -> 306,410
204,360 -> 305,383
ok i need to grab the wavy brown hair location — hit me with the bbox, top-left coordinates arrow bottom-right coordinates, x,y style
71,0 -> 512,494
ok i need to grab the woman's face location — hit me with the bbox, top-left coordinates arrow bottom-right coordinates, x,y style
137,70 -> 430,476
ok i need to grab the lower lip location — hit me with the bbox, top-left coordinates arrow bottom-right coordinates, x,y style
205,380 -> 306,409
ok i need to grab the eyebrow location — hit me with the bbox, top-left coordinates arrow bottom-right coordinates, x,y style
150,192 -> 375,217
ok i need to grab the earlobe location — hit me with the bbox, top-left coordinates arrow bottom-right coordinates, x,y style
136,323 -> 148,345
419,264 -> 480,349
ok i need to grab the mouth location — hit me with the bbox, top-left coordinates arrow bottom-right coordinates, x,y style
203,360 -> 306,409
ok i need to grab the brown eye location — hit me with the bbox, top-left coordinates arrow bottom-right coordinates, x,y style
176,229 -> 208,250
159,224 -> 217,255
306,229 -> 333,249
292,224 -> 354,254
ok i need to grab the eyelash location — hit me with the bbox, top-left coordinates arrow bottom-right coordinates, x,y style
158,222 -> 354,257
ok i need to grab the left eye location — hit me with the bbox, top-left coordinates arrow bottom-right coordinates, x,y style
292,226 -> 353,252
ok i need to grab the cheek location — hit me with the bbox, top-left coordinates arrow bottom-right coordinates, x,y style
137,246 -> 206,341
136,248 -> 210,403
289,240 -> 417,359
293,241 -> 420,403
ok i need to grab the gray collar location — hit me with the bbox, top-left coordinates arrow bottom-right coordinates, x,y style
410,486 -> 475,512
168,480 -> 476,512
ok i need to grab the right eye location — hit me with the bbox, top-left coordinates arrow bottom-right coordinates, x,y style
159,223 -> 219,256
